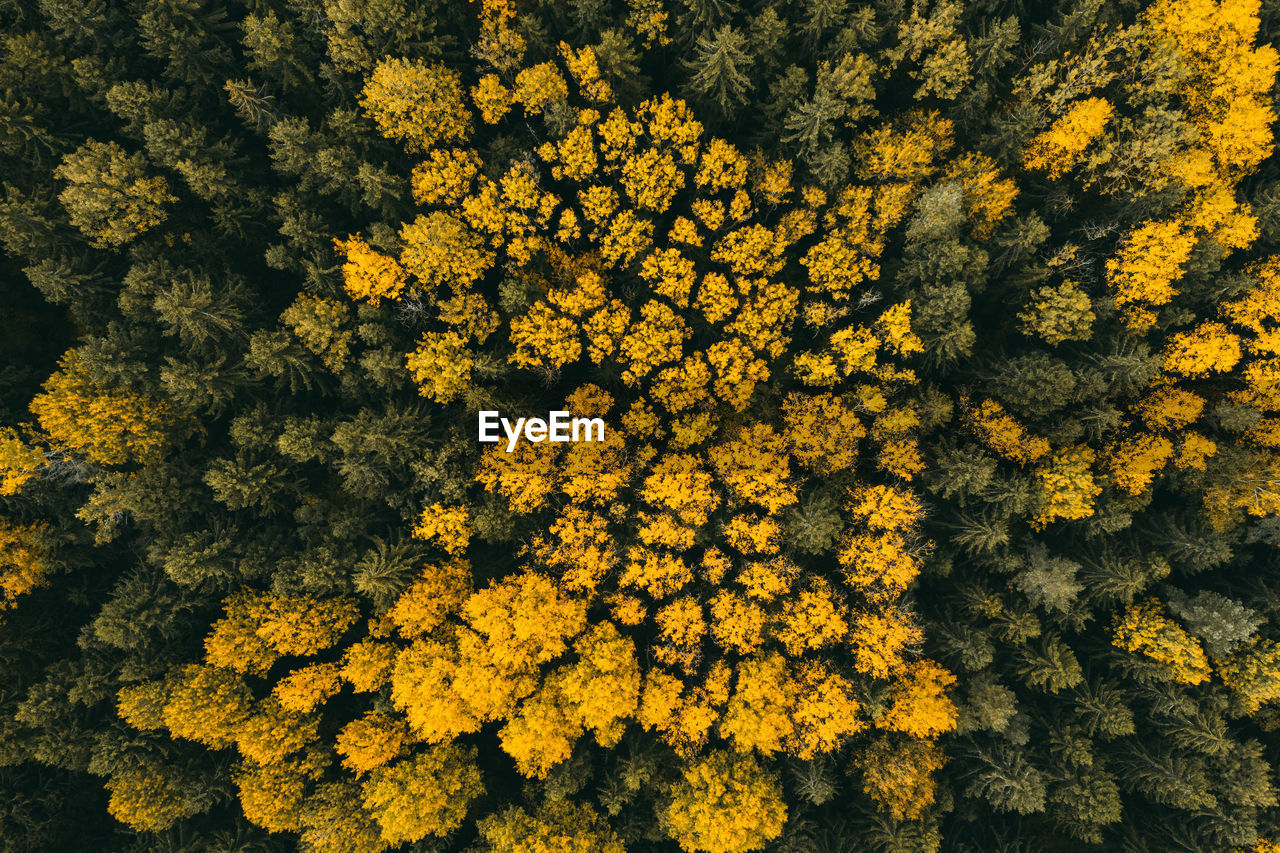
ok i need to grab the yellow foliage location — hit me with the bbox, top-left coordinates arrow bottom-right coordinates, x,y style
0,427 -> 42,496
0,519 -> 51,610
499,679 -> 582,777
341,638 -> 397,692
1218,638 -> 1280,713
335,235 -> 408,305
1106,433 -> 1175,495
877,300 -> 925,355
849,608 -> 924,679
708,423 -> 797,513
838,529 -> 923,601
360,57 -> 471,151
474,0 -> 526,73
963,398 -> 1050,464
530,507 -> 618,592
782,393 -> 865,473
273,662 -> 343,713
236,697 -> 318,764
723,515 -> 782,556
877,660 -> 958,738
337,712 -> 410,774
391,635 -> 484,741
297,782 -> 389,853
235,751 -> 326,834
790,663 -> 864,757
662,749 -> 787,853
846,484 -> 924,531
1032,446 -> 1102,527
778,581 -> 848,656
389,558 -> 476,637
720,653 -> 795,755
254,592 -> 361,657
560,43 -> 613,103
1133,385 -> 1206,430
556,622 -> 641,746
463,571 -> 589,670
1017,280 -> 1095,345
1113,599 -> 1211,684
801,187 -> 881,299
362,745 -> 484,844
709,591 -> 767,654
514,62 -> 569,114
116,680 -> 169,733
30,351 -> 172,466
162,664 -> 253,750
472,73 -> 513,123
1144,0 -> 1278,181
412,148 -> 482,206
1105,221 -> 1196,330
411,503 -> 471,554
1162,321 -> 1244,376
399,211 -> 493,288
620,299 -> 688,382
105,760 -> 200,833
204,592 -> 277,675
1176,432 -> 1218,470
1024,97 -> 1114,179
477,801 -> 626,853
282,294 -> 352,371
855,111 -> 954,183
736,555 -> 796,601
856,736 -> 947,820
642,454 -> 720,526
621,546 -> 693,598
476,439 -> 562,513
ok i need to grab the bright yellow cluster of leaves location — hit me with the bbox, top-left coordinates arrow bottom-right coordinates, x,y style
1032,446 -> 1102,528
1107,258 -> 1280,528
0,519 -> 51,611
1112,598 -> 1211,684
334,235 -> 408,305
29,351 -> 172,466
661,750 -> 788,853
411,503 -> 471,555
0,427 -> 42,496
477,801 -> 626,853
1024,96 -> 1114,179
336,34 -> 968,804
964,398 -> 1050,465
1103,0 -> 1277,329
360,745 -> 484,845
358,58 -> 471,152
204,590 -> 361,676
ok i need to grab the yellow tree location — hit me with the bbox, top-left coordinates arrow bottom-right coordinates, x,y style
0,519 -> 52,610
1024,98 -> 1114,179
360,58 -> 471,151
30,351 -> 173,466
361,745 -> 484,844
476,801 -> 626,853
1112,599 -> 1211,684
855,735 -> 947,820
0,427 -> 43,496
661,749 -> 787,853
